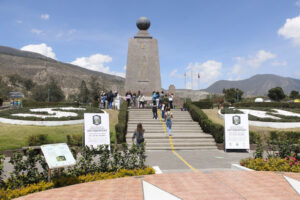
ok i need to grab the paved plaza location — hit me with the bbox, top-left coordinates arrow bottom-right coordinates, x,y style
16,171 -> 300,200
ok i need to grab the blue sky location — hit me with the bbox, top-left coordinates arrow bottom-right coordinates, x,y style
1,0 -> 300,90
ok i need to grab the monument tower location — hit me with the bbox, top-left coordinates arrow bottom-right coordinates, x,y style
125,17 -> 162,95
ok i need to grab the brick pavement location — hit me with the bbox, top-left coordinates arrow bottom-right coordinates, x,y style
16,171 -> 300,200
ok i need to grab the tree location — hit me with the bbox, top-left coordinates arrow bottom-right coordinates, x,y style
47,78 -> 65,102
289,90 -> 300,99
23,79 -> 35,91
267,87 -> 285,101
222,88 -> 244,104
89,76 -> 100,101
31,85 -> 48,102
79,80 -> 89,103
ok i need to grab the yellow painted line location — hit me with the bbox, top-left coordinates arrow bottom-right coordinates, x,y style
158,109 -> 198,172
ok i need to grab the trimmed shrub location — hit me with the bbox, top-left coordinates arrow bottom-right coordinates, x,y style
22,100 -> 79,108
115,102 -> 128,143
185,102 -> 224,143
192,101 -> 213,109
27,134 -> 51,146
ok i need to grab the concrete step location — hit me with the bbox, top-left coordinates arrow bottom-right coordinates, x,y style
127,140 -> 216,145
126,129 -> 203,133
139,146 -> 218,150
126,133 -> 214,139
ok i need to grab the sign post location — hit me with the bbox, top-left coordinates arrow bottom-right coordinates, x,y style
41,143 -> 76,182
84,113 -> 110,149
224,114 -> 249,151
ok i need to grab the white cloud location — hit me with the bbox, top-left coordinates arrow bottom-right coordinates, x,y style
21,43 -> 56,59
16,20 -> 22,24
123,65 -> 126,70
296,0 -> 300,7
169,69 -> 183,78
185,60 -> 222,89
31,29 -> 43,35
41,14 -> 50,20
271,61 -> 287,67
71,54 -> 125,78
231,50 -> 276,75
278,15 -> 300,45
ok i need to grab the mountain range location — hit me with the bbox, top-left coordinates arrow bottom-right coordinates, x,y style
1,45 -> 299,97
0,46 -> 125,97
204,74 -> 300,96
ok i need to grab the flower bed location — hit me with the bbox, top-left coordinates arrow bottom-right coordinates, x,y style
240,156 -> 300,172
0,107 -> 102,121
221,107 -> 300,122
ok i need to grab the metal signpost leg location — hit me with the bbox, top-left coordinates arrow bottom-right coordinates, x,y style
48,169 -> 51,182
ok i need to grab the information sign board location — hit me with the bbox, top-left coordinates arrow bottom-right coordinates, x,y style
41,143 -> 76,169
84,113 -> 110,149
225,114 -> 249,150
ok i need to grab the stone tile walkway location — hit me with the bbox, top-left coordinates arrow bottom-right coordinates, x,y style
16,171 -> 300,200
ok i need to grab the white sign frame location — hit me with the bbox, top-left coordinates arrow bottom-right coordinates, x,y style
224,114 -> 249,150
41,143 -> 76,169
84,113 -> 110,149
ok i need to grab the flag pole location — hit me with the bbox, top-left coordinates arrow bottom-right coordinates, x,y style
191,70 -> 193,90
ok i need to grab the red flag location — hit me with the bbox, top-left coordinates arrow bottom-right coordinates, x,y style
198,73 -> 200,78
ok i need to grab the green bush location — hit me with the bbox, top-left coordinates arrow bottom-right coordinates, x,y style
66,134 -> 83,146
115,102 -> 128,143
27,134 -> 51,146
23,100 -> 79,108
240,157 -> 300,172
192,101 -> 213,109
3,143 -> 148,191
249,131 -> 262,144
267,131 -> 300,158
185,102 -> 224,143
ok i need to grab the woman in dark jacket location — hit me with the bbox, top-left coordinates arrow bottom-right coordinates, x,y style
132,123 -> 145,149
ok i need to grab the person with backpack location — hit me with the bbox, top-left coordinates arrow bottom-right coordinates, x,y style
152,91 -> 157,105
107,90 -> 113,109
152,102 -> 158,119
132,123 -> 145,149
165,108 -> 173,136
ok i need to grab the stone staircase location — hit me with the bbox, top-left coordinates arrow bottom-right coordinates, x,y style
126,109 -> 217,150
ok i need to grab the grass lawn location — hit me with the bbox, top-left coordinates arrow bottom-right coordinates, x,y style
202,108 -> 300,139
0,109 -> 119,151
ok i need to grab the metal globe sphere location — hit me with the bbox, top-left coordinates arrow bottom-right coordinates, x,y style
136,17 -> 150,30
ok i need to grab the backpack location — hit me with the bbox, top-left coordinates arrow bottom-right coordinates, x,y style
166,112 -> 172,120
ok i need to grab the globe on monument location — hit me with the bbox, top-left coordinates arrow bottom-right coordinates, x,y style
136,17 -> 150,30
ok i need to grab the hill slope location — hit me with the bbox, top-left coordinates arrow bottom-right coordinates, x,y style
204,74 -> 300,96
0,45 -> 125,97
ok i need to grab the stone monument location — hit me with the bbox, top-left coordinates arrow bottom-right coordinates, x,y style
125,17 -> 162,95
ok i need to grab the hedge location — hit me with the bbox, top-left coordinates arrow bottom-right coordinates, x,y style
192,101 -> 214,109
185,102 -> 224,143
185,102 -> 262,144
22,100 -> 80,108
234,102 -> 300,109
115,102 -> 128,143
